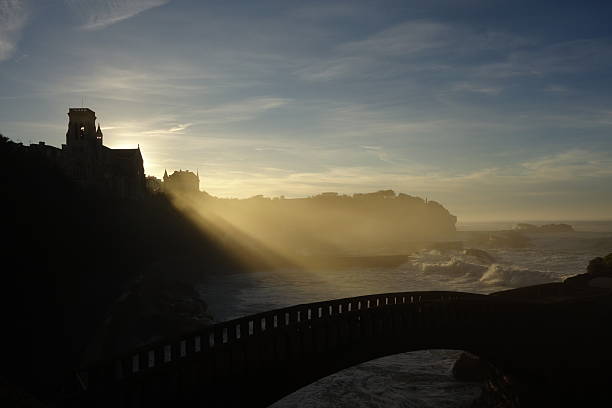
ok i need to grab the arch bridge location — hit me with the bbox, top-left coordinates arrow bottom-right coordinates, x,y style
69,286 -> 612,407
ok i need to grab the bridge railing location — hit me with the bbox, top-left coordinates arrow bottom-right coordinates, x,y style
78,290 -> 485,390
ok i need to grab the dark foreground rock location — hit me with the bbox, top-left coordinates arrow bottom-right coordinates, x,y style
453,352 -> 521,407
0,378 -> 46,408
82,276 -> 214,364
564,253 -> 612,286
469,365 -> 523,408
453,352 -> 492,381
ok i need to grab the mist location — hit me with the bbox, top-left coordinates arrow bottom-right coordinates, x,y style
163,186 -> 458,268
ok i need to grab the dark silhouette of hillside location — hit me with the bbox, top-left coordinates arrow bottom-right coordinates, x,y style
0,135 -> 256,403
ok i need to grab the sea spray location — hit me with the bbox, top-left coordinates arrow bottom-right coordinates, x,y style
479,264 -> 553,287
407,249 -> 555,289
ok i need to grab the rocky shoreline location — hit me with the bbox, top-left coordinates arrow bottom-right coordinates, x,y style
81,275 -> 214,365
451,252 -> 612,408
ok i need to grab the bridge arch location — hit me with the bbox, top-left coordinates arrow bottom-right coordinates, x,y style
71,289 -> 572,407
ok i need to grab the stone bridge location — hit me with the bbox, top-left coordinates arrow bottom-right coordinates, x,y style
67,285 -> 612,407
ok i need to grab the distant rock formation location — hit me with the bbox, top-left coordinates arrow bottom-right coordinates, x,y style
514,223 -> 574,233
464,248 -> 496,263
465,230 -> 531,249
171,189 -> 458,256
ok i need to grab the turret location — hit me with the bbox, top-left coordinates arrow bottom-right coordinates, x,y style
96,124 -> 103,145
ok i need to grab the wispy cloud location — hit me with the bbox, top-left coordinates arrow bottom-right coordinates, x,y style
544,85 -> 569,93
43,62 -> 217,103
296,20 -> 530,82
452,82 -> 502,95
193,97 -> 291,124
341,21 -> 454,56
194,147 -> 612,201
520,150 -> 612,181
198,164 -> 497,200
475,39 -> 612,79
141,122 -> 192,135
64,0 -> 170,30
0,0 -> 28,61
102,97 -> 291,139
96,97 -> 290,150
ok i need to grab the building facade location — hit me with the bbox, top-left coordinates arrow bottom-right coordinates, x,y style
31,108 -> 145,198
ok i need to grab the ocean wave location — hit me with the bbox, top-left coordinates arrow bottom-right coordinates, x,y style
479,264 -> 554,287
407,250 -> 555,288
418,258 -> 486,279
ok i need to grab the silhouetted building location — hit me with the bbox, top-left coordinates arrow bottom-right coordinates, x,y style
163,169 -> 200,194
30,108 -> 145,198
28,141 -> 62,159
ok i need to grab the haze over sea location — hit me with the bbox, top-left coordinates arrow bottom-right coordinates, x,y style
199,220 -> 612,407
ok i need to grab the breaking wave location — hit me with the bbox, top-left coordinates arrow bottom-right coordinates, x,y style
407,250 -> 556,289
479,264 -> 554,287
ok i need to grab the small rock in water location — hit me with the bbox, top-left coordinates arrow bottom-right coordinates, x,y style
464,248 -> 496,263
452,352 -> 491,381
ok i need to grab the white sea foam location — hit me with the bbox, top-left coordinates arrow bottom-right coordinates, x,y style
479,264 -> 554,287
402,249 -> 555,289
414,251 -> 488,278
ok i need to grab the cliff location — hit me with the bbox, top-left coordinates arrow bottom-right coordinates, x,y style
0,136 -> 249,403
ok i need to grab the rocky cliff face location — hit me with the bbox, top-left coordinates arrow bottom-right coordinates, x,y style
82,276 -> 214,364
0,137 -> 243,403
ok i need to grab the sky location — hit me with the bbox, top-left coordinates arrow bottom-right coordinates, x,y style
1,0 -> 612,222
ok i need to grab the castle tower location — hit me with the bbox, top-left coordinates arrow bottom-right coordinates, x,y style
66,108 -> 101,147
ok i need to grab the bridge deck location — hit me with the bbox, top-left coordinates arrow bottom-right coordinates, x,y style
66,287 -> 612,408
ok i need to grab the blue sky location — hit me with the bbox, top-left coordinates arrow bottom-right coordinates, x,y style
1,0 -> 612,221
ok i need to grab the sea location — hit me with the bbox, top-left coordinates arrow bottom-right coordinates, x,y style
198,220 -> 612,408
